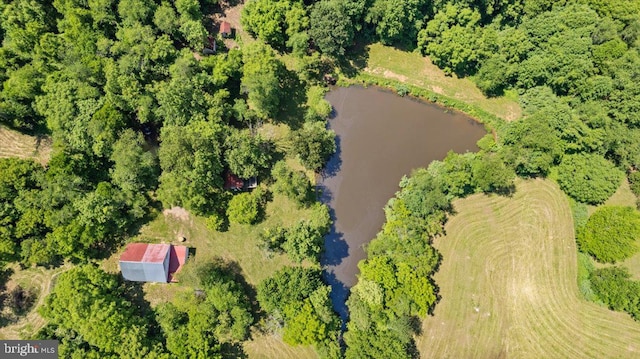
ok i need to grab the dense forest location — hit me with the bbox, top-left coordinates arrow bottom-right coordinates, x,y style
2,0 -> 640,357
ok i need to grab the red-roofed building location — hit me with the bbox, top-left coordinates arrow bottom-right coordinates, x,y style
120,243 -> 189,283
224,171 -> 245,191
220,21 -> 232,38
224,171 -> 258,191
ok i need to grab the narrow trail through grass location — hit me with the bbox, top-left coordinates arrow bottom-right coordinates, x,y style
0,264 -> 72,340
417,179 -> 640,358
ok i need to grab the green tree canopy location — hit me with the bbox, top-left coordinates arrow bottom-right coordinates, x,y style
556,153 -> 623,204
309,0 -> 354,58
0,158 -> 44,262
226,191 -> 261,225
39,265 -> 161,357
417,3 -> 490,76
289,121 -> 336,171
224,129 -> 272,179
241,0 -> 308,50
157,121 -> 225,215
257,266 -> 323,314
158,259 -> 253,357
110,129 -> 158,194
578,206 -> 640,263
590,266 -> 640,320
241,42 -> 283,119
271,160 -> 313,206
368,0 -> 429,47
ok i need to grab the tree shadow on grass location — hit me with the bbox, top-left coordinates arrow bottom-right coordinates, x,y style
121,280 -> 165,341
221,342 -> 248,358
276,67 -> 307,130
336,41 -> 371,78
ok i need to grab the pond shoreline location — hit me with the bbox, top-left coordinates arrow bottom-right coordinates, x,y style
338,73 -> 506,136
319,85 -> 487,319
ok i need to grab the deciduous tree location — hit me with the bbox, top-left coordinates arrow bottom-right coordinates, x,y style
309,0 -> 354,58
557,153 -> 623,204
578,206 -> 640,263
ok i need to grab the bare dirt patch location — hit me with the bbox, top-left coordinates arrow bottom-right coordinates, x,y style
209,1 -> 246,49
163,206 -> 190,222
382,69 -> 408,83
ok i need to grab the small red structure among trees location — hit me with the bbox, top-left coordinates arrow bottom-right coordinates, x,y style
220,21 -> 232,38
224,171 -> 257,191
119,243 -> 189,283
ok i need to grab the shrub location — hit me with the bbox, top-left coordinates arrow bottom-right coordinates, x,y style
590,266 -> 640,319
271,161 -> 313,206
557,153 -> 623,204
227,192 -> 260,225
629,171 -> 640,197
569,199 -> 589,235
289,121 -> 336,171
471,152 -> 515,194
281,221 -> 324,263
3,285 -> 36,315
206,213 -> 227,232
576,252 -> 597,301
396,84 -> 409,97
259,216 -> 328,263
578,206 -> 640,263
258,226 -> 287,254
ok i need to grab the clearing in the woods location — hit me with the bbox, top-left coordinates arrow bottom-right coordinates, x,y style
0,126 -> 51,165
418,179 -> 640,358
364,43 -> 522,122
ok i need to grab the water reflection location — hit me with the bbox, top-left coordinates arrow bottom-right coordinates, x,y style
319,86 -> 486,318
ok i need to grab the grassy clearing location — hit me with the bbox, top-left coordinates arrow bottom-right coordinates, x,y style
583,179 -> 637,217
601,179 -> 636,209
417,179 -> 640,358
244,333 -> 318,359
591,180 -> 640,278
0,126 -> 51,165
363,43 -> 521,122
0,263 -> 72,340
103,193 -> 321,358
107,194 -> 318,293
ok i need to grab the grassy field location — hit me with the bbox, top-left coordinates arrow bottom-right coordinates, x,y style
244,334 -> 317,359
417,179 -> 640,358
102,193 -> 320,358
589,180 -> 640,279
364,43 -> 521,122
0,263 -> 71,340
0,126 -> 51,165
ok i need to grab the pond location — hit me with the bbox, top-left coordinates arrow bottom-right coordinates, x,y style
319,86 -> 487,318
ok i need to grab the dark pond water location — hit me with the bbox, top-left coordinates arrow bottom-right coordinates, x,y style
319,86 -> 486,318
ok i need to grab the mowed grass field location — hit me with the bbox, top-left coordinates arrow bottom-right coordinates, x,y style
0,264 -> 72,340
0,126 -> 51,165
102,193 -> 320,358
364,43 -> 521,122
417,179 -> 640,358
